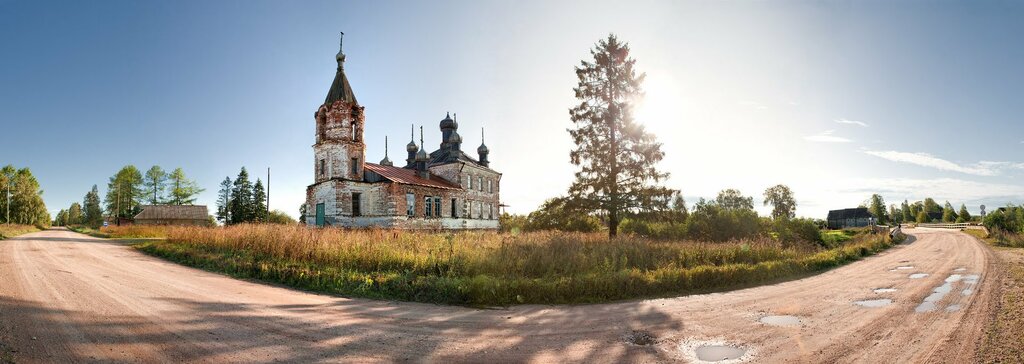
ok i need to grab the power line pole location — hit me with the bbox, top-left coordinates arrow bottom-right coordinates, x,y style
5,178 -> 10,225
267,167 -> 271,215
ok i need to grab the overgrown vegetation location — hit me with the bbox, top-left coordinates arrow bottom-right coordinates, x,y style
134,224 -> 895,306
0,224 -> 39,240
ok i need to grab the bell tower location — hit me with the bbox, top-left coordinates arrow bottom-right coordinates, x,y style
314,32 -> 365,183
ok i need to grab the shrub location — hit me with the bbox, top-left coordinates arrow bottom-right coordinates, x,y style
686,200 -> 762,242
771,218 -> 823,245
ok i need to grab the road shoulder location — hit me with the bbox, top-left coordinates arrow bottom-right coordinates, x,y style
976,245 -> 1024,361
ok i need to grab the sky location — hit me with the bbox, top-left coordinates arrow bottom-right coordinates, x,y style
1,0 -> 1023,219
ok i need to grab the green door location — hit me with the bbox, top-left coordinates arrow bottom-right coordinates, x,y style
316,203 -> 325,227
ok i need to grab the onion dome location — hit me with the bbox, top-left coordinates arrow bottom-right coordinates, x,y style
477,128 -> 489,154
447,130 -> 462,144
440,112 -> 456,130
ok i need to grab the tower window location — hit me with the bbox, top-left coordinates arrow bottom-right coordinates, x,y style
351,158 -> 359,176
351,193 -> 361,216
487,180 -> 492,193
467,175 -> 473,189
478,177 -> 483,191
319,159 -> 326,177
406,193 -> 415,217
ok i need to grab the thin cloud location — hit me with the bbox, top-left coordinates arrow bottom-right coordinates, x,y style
835,118 -> 869,127
840,177 -> 1024,204
804,130 -> 851,143
862,150 -> 1023,176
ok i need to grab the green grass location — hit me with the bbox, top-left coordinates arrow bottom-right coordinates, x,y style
130,224 -> 896,306
0,224 -> 38,240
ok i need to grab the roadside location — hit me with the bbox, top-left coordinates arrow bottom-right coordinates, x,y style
0,224 -> 38,240
962,229 -> 1024,361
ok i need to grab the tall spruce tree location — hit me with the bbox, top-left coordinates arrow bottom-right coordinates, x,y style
167,167 -> 203,205
83,185 -> 104,227
143,166 -> 168,205
567,34 -> 674,238
216,177 -> 232,225
252,179 -> 267,223
229,167 -> 254,224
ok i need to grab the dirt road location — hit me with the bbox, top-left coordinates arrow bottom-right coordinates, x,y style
0,228 -> 994,363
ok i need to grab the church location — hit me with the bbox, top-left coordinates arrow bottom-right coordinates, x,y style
305,35 -> 500,229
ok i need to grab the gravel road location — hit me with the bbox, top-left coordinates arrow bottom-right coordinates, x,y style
0,228 -> 993,363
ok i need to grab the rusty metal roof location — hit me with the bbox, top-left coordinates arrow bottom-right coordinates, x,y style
364,163 -> 461,190
134,205 -> 209,220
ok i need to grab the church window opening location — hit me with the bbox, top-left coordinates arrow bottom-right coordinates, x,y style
406,193 -> 415,217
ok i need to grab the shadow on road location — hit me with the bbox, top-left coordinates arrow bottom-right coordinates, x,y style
0,293 -> 681,362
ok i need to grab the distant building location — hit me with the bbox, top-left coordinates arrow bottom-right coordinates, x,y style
133,205 -> 210,226
304,34 -> 500,229
826,207 -> 874,229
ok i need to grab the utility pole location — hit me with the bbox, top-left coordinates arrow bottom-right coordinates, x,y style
266,167 -> 271,216
5,178 -> 10,225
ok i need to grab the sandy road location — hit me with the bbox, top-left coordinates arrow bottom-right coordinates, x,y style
0,228 -> 994,363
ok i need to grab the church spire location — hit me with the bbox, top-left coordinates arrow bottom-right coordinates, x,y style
380,135 -> 393,166
325,32 -> 357,105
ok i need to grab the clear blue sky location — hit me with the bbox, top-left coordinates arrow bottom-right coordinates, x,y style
2,0 -> 1023,219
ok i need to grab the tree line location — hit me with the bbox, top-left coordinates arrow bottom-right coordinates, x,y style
863,194 -> 977,225
54,165 -> 203,227
216,167 -> 295,225
0,164 -> 50,227
504,184 -> 821,244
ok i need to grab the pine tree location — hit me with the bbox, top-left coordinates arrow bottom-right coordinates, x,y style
83,185 -> 104,227
143,166 -> 168,205
252,179 -> 267,223
567,34 -> 674,238
104,165 -> 144,220
229,167 -> 254,224
958,204 -> 972,222
167,167 -> 204,205
216,177 -> 232,225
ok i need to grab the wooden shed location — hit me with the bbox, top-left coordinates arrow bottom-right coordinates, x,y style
133,205 -> 210,226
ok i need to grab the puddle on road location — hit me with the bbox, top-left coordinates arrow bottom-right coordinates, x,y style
963,274 -> 980,284
962,289 -> 973,296
759,315 -> 801,326
854,299 -> 892,308
695,345 -> 747,362
954,268 -> 967,272
873,288 -> 897,293
895,266 -> 914,270
909,273 -> 929,279
946,304 -> 961,312
916,302 -> 937,312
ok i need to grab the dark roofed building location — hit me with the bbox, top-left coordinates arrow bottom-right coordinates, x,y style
826,207 -> 874,229
133,205 -> 210,226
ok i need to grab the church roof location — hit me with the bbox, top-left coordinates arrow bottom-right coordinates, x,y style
364,163 -> 460,190
325,67 -> 357,105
